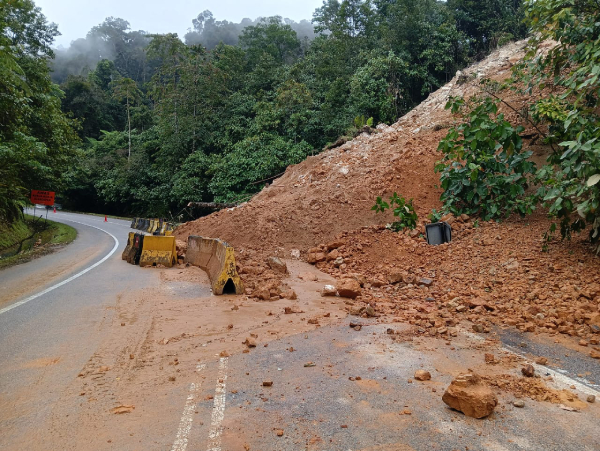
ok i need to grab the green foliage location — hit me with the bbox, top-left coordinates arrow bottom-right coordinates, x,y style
209,134 -> 312,202
0,0 -> 79,222
371,192 -> 418,231
435,96 -> 538,220
514,0 -> 600,247
54,3 -> 524,219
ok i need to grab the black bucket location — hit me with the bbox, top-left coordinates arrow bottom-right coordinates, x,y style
425,222 -> 452,245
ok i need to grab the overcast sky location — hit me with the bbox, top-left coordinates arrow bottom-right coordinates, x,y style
35,0 -> 325,48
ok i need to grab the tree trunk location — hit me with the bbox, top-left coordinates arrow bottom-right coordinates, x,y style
127,94 -> 131,160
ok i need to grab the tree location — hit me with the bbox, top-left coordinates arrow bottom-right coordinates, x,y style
112,77 -> 142,159
0,0 -> 79,222
516,0 -> 600,245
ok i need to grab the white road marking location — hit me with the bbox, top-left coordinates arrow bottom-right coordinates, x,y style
0,220 -> 120,316
464,331 -> 600,397
171,363 -> 207,451
207,357 -> 228,451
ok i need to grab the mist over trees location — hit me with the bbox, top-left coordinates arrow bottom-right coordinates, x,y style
50,12 -> 316,85
2,0 -> 533,222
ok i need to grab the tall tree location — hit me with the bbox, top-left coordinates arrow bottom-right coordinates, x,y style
0,0 -> 79,221
111,77 -> 142,159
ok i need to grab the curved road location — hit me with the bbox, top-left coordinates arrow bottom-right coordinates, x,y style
0,211 -> 158,450
1,211 -> 599,451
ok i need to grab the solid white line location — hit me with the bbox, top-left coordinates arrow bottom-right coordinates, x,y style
464,331 -> 600,397
207,357 -> 228,451
0,220 -> 120,316
171,363 -> 207,451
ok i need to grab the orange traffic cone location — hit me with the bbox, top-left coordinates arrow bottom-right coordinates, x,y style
104,215 -> 108,222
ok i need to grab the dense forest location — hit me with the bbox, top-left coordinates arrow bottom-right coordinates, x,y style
0,0 -> 557,222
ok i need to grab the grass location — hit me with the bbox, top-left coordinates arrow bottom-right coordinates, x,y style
0,218 -> 32,249
0,215 -> 77,270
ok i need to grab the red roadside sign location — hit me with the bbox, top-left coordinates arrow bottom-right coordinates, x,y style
31,190 -> 55,206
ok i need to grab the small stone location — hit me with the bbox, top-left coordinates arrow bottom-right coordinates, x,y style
275,429 -> 284,436
590,349 -> 600,359
168,376 -> 176,382
419,278 -> 433,287
579,340 -> 588,347
267,257 -> 288,274
321,285 -> 337,297
262,380 -> 273,387
587,395 -> 596,403
484,353 -> 495,364
535,357 -> 548,365
521,365 -> 535,378
336,279 -> 362,299
244,337 -> 257,348
513,400 -> 525,408
282,290 -> 297,300
414,370 -> 431,381
472,324 -> 484,333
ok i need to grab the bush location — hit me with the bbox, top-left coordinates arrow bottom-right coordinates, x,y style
435,96 -> 538,221
371,192 -> 418,231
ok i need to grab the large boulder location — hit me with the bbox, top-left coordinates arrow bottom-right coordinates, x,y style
442,373 -> 498,419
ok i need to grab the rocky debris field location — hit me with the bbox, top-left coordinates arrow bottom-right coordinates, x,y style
174,39 -> 599,427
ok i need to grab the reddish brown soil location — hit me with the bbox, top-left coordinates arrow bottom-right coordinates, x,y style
176,40 -> 600,356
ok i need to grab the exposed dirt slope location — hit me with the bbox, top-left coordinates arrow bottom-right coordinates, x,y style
176,41 -> 528,255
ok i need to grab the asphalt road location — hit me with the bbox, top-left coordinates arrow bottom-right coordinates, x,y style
1,211 -> 599,451
0,211 -> 158,450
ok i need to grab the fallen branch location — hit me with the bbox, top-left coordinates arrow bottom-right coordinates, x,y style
187,202 -> 238,209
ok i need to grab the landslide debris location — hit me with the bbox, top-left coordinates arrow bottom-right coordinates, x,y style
175,41 -> 600,351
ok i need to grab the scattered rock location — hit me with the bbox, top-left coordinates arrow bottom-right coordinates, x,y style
472,324 -> 484,333
290,249 -> 301,259
244,337 -> 257,348
388,271 -> 405,284
442,373 -> 498,419
111,405 -> 135,414
262,380 -> 273,387
321,285 -> 337,296
307,252 -> 326,264
484,353 -> 495,364
275,429 -> 284,436
304,362 -> 316,367
590,350 -> 600,359
414,370 -> 431,381
521,365 -> 535,378
587,395 -> 596,403
419,278 -> 433,287
513,400 -> 525,408
535,357 -> 548,365
336,278 -> 362,299
253,286 -> 271,301
282,290 -> 297,300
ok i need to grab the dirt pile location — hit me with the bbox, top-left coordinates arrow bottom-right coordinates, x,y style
176,41 -> 529,253
176,40 -> 600,350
